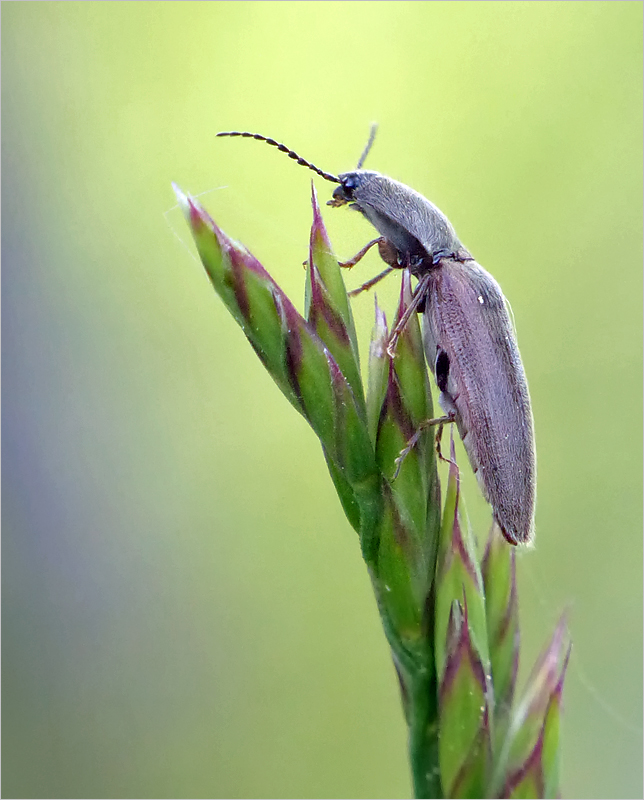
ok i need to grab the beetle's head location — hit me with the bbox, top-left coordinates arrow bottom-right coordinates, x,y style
327,172 -> 371,207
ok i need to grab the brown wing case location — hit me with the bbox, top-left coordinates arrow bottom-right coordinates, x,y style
422,258 -> 536,544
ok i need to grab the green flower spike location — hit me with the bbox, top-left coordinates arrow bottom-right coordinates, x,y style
174,181 -> 570,800
373,271 -> 441,623
496,616 -> 571,799
368,273 -> 443,800
173,183 -> 382,553
434,441 -> 492,798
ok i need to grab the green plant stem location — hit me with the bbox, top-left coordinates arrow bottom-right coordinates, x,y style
372,578 -> 441,799
409,664 -> 442,799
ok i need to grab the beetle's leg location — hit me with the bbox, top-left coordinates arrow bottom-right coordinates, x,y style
386,273 -> 431,357
348,266 -> 395,297
392,413 -> 455,481
437,421 -> 461,472
302,236 -> 385,270
345,239 -> 401,296
434,418 -> 457,466
338,237 -> 384,269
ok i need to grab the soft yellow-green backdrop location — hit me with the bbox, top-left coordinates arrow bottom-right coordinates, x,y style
3,3 -> 642,798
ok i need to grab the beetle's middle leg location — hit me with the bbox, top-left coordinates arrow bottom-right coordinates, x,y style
348,266 -> 395,297
392,412 -> 456,480
386,273 -> 432,357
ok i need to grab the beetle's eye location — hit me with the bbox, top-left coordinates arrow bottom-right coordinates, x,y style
341,176 -> 357,195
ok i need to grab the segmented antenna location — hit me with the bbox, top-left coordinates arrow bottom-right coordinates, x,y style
216,131 -> 340,184
356,123 -> 378,170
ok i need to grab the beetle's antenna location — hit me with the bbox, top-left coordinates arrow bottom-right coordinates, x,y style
216,131 -> 340,184
356,123 -> 378,170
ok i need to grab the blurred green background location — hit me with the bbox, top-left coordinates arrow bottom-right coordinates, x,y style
3,3 -> 642,798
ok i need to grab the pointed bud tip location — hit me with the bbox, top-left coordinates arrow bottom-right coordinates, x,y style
310,180 -> 320,214
539,613 -> 570,678
516,612 -> 571,725
448,431 -> 458,481
399,269 -> 413,306
171,182 -> 189,215
370,296 -> 389,352
171,183 -> 212,232
309,180 -> 333,254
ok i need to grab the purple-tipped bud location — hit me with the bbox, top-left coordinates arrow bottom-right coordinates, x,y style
439,598 -> 492,798
498,616 -> 571,798
435,440 -> 492,687
306,186 -> 364,411
433,443 -> 493,796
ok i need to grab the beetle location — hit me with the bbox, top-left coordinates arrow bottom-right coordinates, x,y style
216,127 -> 536,545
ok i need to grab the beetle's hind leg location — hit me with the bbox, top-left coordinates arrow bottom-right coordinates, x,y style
434,417 -> 459,468
392,413 -> 456,480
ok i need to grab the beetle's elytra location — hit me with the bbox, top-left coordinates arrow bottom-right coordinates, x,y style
217,127 -> 536,545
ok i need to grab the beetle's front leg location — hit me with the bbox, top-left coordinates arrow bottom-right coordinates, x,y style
303,236 -> 389,271
338,237 -> 384,269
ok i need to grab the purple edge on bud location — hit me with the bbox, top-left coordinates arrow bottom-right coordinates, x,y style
307,221 -> 352,352
386,272 -> 422,439
483,531 -> 520,649
173,183 -> 318,410
504,648 -> 570,797
307,186 -> 365,411
440,596 -> 488,709
446,437 -> 481,588
384,364 -> 418,444
500,614 -> 571,797
440,596 -> 491,797
523,614 -> 570,715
